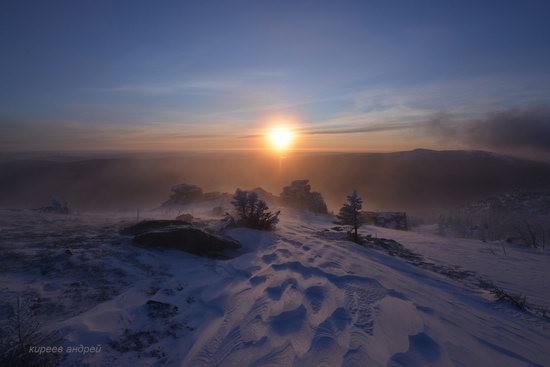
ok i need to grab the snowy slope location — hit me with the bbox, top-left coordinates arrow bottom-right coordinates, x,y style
1,208 -> 549,366
371,224 -> 550,312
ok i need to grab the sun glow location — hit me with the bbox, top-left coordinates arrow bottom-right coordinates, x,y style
268,127 -> 294,152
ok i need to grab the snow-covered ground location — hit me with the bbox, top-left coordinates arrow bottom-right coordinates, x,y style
372,224 -> 550,311
1,208 -> 549,366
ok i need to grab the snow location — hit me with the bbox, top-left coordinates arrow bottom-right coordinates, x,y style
371,224 -> 550,310
1,207 -> 549,366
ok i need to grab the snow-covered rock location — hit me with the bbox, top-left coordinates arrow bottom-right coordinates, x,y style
133,227 -> 241,258
120,219 -> 240,258
120,219 -> 190,236
280,179 -> 328,213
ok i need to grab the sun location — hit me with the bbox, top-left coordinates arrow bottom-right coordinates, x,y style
268,127 -> 294,152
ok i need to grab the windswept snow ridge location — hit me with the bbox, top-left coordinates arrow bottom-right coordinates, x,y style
1,208 -> 549,366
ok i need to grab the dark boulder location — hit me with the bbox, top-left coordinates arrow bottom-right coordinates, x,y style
133,227 -> 241,258
120,220 -> 190,236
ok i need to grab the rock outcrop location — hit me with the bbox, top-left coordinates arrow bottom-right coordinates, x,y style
120,220 -> 240,258
161,184 -> 204,207
35,198 -> 70,214
280,180 -> 328,214
134,227 -> 240,258
160,183 -> 230,208
250,187 -> 279,204
120,220 -> 190,236
362,211 -> 408,230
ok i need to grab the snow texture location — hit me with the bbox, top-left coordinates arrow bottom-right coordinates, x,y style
1,206 -> 549,366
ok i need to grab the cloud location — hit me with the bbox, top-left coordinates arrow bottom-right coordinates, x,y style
239,121 -> 421,139
430,107 -> 550,154
89,70 -> 287,99
0,119 -> 230,152
238,107 -> 550,159
301,121 -> 420,135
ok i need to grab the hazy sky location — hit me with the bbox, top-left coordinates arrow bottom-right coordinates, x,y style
1,0 -> 550,155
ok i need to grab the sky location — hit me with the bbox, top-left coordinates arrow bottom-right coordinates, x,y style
1,0 -> 550,156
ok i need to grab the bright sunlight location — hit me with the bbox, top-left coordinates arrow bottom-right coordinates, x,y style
268,127 -> 295,152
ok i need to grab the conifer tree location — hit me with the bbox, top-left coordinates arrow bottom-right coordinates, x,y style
228,189 -> 280,230
338,190 -> 363,242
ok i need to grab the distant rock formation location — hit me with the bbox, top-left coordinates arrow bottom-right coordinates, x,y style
161,184 -> 203,207
249,187 -> 279,204
280,180 -> 328,214
35,197 -> 70,214
362,211 -> 408,230
160,183 -> 230,208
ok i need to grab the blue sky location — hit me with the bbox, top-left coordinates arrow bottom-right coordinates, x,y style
1,0 -> 549,152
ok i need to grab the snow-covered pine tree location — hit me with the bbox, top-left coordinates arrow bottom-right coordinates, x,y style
231,189 -> 249,219
338,190 -> 363,242
228,189 -> 280,230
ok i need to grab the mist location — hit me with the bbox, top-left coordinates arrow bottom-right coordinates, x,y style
2,149 -> 550,216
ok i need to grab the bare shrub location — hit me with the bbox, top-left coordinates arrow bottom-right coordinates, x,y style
0,296 -> 63,367
511,219 -> 548,249
489,286 -> 527,311
439,209 -> 549,250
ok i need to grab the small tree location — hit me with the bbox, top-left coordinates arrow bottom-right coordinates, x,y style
0,297 -> 63,366
338,190 -> 363,242
227,189 -> 280,230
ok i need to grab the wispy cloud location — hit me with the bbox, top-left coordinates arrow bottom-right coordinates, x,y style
88,70 -> 287,99
240,120 -> 422,139
5,71 -> 550,154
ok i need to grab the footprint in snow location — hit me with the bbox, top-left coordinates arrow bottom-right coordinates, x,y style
261,253 -> 277,264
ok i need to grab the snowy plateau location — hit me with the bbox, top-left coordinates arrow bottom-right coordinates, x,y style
1,204 -> 549,367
